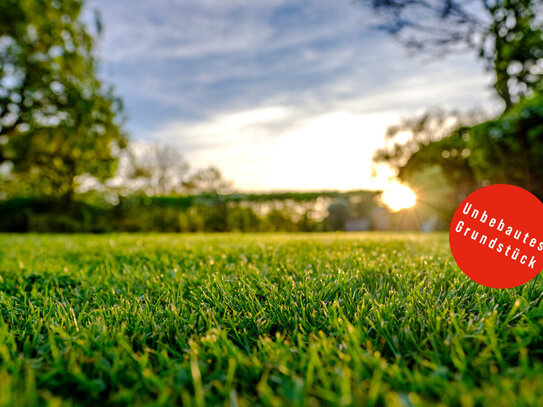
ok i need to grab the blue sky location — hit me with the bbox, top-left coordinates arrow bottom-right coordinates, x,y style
89,0 -> 498,191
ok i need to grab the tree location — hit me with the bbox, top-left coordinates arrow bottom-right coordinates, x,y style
372,109 -> 484,221
0,0 -> 125,204
468,92 -> 543,199
373,109 -> 484,171
379,93 -> 543,221
123,143 -> 190,196
183,167 -> 233,194
362,0 -> 543,109
366,0 -> 543,224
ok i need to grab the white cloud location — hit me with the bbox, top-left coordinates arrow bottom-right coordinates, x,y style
87,0 -> 500,191
152,106 -> 296,151
147,103 -> 398,191
145,56 -> 498,192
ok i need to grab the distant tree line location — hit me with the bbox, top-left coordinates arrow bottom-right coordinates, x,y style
0,190 -> 395,233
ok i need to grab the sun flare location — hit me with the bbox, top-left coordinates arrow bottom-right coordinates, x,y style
381,182 -> 417,212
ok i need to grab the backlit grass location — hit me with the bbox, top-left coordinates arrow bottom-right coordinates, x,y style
1,233 -> 542,406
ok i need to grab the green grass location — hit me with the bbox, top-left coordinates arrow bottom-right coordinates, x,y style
1,233 -> 543,406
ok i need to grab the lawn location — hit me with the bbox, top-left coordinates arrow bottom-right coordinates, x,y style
1,233 -> 542,406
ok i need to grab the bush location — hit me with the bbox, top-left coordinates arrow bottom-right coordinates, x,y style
468,93 -> 543,199
0,191 -> 384,232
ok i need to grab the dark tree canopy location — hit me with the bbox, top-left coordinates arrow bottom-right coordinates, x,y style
364,0 -> 543,109
380,93 -> 543,224
0,0 -> 125,202
468,92 -> 543,198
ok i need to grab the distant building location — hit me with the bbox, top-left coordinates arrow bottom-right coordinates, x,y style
344,217 -> 371,231
371,207 -> 392,230
421,214 -> 439,232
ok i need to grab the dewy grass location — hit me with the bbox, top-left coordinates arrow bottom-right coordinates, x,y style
0,233 -> 542,406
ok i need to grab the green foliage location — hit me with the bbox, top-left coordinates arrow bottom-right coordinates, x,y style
1,233 -> 543,406
0,0 -> 125,201
0,197 -> 112,232
183,166 -> 232,194
398,125 -> 480,222
373,109 -> 480,174
468,93 -> 543,198
365,0 -> 543,109
399,127 -> 478,195
0,190 -> 383,232
369,1 -> 543,223
375,115 -> 479,223
485,0 -> 543,108
391,94 -> 543,223
404,165 -> 458,227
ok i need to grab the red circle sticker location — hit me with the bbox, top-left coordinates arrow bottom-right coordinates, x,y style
449,184 -> 543,288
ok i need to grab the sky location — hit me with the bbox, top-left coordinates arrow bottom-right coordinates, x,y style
89,0 -> 498,191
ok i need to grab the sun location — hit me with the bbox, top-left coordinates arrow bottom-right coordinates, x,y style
381,182 -> 417,212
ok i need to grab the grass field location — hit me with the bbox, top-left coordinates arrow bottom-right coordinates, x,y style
1,233 -> 543,406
